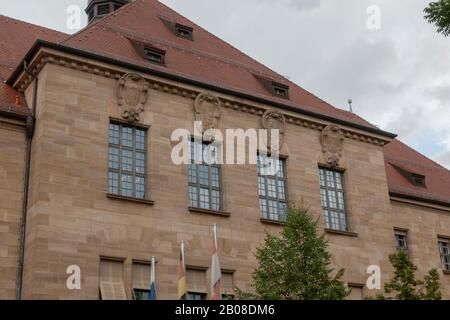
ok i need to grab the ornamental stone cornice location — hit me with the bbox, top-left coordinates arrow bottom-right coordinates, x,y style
12,47 -> 391,147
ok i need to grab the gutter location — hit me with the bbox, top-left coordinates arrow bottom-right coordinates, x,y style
389,191 -> 450,209
15,62 -> 37,300
7,40 -> 397,140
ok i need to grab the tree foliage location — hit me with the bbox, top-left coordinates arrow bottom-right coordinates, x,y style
375,250 -> 442,300
424,0 -> 450,36
250,203 -> 350,300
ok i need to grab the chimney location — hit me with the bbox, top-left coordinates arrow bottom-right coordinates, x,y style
85,0 -> 131,24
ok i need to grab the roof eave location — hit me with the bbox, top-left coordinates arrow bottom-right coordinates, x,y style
390,191 -> 450,208
7,40 -> 397,140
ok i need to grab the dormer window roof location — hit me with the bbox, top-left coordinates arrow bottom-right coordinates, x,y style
391,163 -> 427,189
129,39 -> 166,66
159,17 -> 194,41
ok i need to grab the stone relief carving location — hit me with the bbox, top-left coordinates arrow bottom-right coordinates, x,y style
194,93 -> 222,140
261,109 -> 286,152
117,73 -> 149,123
321,125 -> 345,166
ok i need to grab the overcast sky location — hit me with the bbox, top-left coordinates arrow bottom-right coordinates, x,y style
1,0 -> 449,169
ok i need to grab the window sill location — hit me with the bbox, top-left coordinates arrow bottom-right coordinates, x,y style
188,207 -> 230,217
260,218 -> 286,226
443,270 -> 450,275
107,193 -> 155,206
325,228 -> 358,237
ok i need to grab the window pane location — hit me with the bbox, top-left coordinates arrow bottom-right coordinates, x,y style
199,165 -> 209,186
188,164 -> 197,184
211,167 -> 220,188
267,178 -> 277,198
109,171 -> 119,194
323,210 -> 331,229
189,186 -> 198,207
258,177 -> 266,197
278,180 -> 286,200
199,188 -> 210,209
212,190 -> 220,211
122,127 -> 133,148
136,129 -> 146,150
109,147 -> 119,170
136,177 -> 145,199
136,152 -> 145,174
109,124 -> 119,145
121,149 -> 133,172
319,169 -> 326,187
320,189 -> 327,207
268,200 -> 277,220
335,172 -> 343,190
121,174 -> 133,197
259,198 -> 267,217
279,202 -> 287,220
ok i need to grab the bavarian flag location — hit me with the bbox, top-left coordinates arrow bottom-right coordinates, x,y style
178,240 -> 188,300
149,256 -> 157,300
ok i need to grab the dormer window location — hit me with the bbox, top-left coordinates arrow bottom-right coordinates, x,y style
271,82 -> 289,99
176,24 -> 193,40
254,74 -> 290,100
273,84 -> 289,98
390,163 -> 427,189
144,47 -> 165,65
411,174 -> 426,188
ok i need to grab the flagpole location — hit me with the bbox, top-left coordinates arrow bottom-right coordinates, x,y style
151,256 -> 156,286
149,256 -> 157,300
178,240 -> 188,300
211,224 -> 222,300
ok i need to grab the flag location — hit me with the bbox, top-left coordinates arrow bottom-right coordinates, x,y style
149,256 -> 157,300
211,224 -> 222,300
178,240 -> 188,300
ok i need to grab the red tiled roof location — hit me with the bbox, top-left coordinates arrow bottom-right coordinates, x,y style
384,139 -> 450,205
0,15 -> 67,115
61,0 -> 374,128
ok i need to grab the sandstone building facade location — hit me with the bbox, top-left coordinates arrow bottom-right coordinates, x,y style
0,0 -> 449,300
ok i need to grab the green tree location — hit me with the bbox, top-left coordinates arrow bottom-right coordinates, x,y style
375,250 -> 442,300
421,269 -> 442,300
251,203 -> 350,300
424,0 -> 450,36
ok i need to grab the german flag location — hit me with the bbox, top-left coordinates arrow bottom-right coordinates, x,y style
178,240 -> 187,300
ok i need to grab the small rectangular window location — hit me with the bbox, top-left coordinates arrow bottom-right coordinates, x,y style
395,230 -> 408,251
97,4 -> 111,16
319,167 -> 348,231
187,268 -> 207,299
272,83 -> 289,99
176,24 -> 193,40
411,174 -> 426,187
188,140 -> 222,212
144,47 -> 165,65
222,272 -> 235,300
99,259 -> 127,300
438,239 -> 450,271
132,262 -> 152,300
257,154 -> 287,222
274,85 -> 288,97
108,122 -> 147,200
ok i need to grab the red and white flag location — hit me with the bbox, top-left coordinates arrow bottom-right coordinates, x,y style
211,224 -> 222,300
